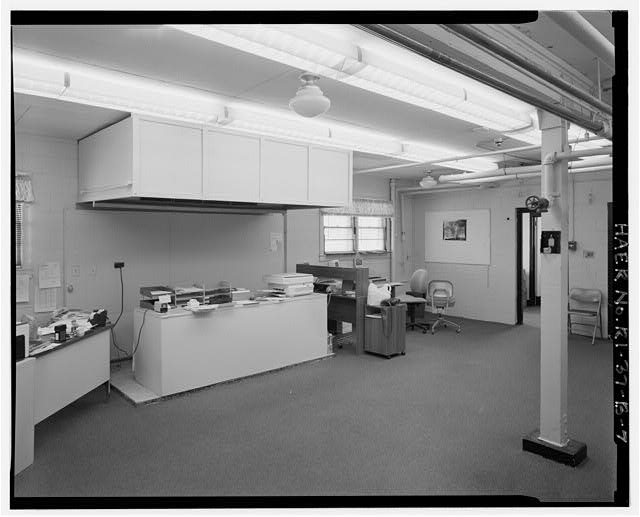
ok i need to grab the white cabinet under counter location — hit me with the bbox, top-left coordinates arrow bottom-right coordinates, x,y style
132,294 -> 329,398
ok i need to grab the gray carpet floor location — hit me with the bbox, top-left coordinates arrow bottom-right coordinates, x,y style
13,317 -> 615,502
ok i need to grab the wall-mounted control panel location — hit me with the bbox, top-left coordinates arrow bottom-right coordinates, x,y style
540,231 -> 561,254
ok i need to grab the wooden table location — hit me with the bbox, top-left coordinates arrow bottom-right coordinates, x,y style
296,264 -> 369,354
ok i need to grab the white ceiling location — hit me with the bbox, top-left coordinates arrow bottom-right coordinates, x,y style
14,93 -> 127,140
12,16 -> 614,180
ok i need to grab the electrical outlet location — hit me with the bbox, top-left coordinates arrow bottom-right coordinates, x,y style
71,265 -> 80,277
583,250 -> 595,258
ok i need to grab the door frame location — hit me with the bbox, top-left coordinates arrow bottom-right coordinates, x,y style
516,208 -> 527,324
516,207 -> 540,324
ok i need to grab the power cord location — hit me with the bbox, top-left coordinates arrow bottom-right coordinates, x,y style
110,267 -> 129,359
130,309 -> 148,357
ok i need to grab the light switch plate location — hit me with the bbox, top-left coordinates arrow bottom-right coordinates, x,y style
71,265 -> 80,277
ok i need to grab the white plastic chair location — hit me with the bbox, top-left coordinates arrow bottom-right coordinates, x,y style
567,288 -> 602,345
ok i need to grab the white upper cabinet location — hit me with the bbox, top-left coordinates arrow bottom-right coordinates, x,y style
203,130 -> 260,202
308,147 -> 351,206
79,114 -> 352,208
260,139 -> 309,204
136,119 -> 202,199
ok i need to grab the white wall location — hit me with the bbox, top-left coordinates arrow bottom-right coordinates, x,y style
286,174 -> 392,279
16,133 -> 286,358
402,175 -> 611,329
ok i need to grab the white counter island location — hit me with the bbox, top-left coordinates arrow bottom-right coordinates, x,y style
132,294 -> 329,397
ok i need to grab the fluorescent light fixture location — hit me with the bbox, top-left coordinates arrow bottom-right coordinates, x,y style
13,49 -> 224,125
221,104 -> 332,142
401,142 -> 499,173
509,123 -> 611,147
168,24 -> 535,133
13,49 -> 518,169
225,103 -> 405,157
168,24 -> 365,80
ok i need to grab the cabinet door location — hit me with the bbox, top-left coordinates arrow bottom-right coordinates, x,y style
137,119 -> 202,199
308,147 -> 351,206
260,139 -> 308,204
203,130 -> 260,202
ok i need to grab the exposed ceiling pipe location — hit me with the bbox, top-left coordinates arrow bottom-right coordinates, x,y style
442,24 -> 613,117
547,145 -> 612,162
440,146 -> 612,182
354,136 -> 606,175
451,165 -> 612,185
545,11 -> 615,70
398,185 -> 487,196
355,24 -> 613,139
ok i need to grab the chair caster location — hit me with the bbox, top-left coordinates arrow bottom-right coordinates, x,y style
422,329 -> 427,334
456,329 -> 461,334
401,351 -> 406,355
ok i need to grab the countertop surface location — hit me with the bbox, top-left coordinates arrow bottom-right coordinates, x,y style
135,293 -> 327,319
28,324 -> 112,358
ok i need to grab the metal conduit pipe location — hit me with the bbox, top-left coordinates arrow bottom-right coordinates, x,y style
356,24 -> 613,138
451,165 -> 612,185
545,11 -> 615,70
355,136 -> 610,175
440,147 -> 612,183
443,24 -> 613,116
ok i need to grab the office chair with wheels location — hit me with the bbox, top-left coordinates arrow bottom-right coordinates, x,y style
567,288 -> 602,345
426,280 -> 461,334
398,269 -> 429,333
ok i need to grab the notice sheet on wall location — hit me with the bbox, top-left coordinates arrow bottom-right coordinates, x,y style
17,273 -> 30,303
38,262 -> 61,289
35,287 -> 57,313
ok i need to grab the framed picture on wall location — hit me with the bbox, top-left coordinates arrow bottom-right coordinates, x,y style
443,219 -> 467,241
425,209 -> 490,265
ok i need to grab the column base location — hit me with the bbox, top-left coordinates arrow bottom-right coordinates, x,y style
522,429 -> 587,467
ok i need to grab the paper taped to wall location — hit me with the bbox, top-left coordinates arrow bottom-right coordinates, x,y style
17,273 -> 30,303
39,262 -> 61,289
35,287 -> 57,313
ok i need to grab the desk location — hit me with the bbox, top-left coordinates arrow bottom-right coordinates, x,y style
32,326 -> 111,424
133,294 -> 328,397
13,326 -> 110,474
296,264 -> 369,354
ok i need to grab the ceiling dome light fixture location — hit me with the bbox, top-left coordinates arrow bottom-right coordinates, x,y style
289,73 -> 331,118
419,171 -> 438,188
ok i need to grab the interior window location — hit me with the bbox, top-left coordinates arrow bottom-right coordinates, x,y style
323,215 -> 354,254
357,216 -> 387,252
322,215 -> 388,254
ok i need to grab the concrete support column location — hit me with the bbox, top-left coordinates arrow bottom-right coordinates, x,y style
522,110 -> 587,466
